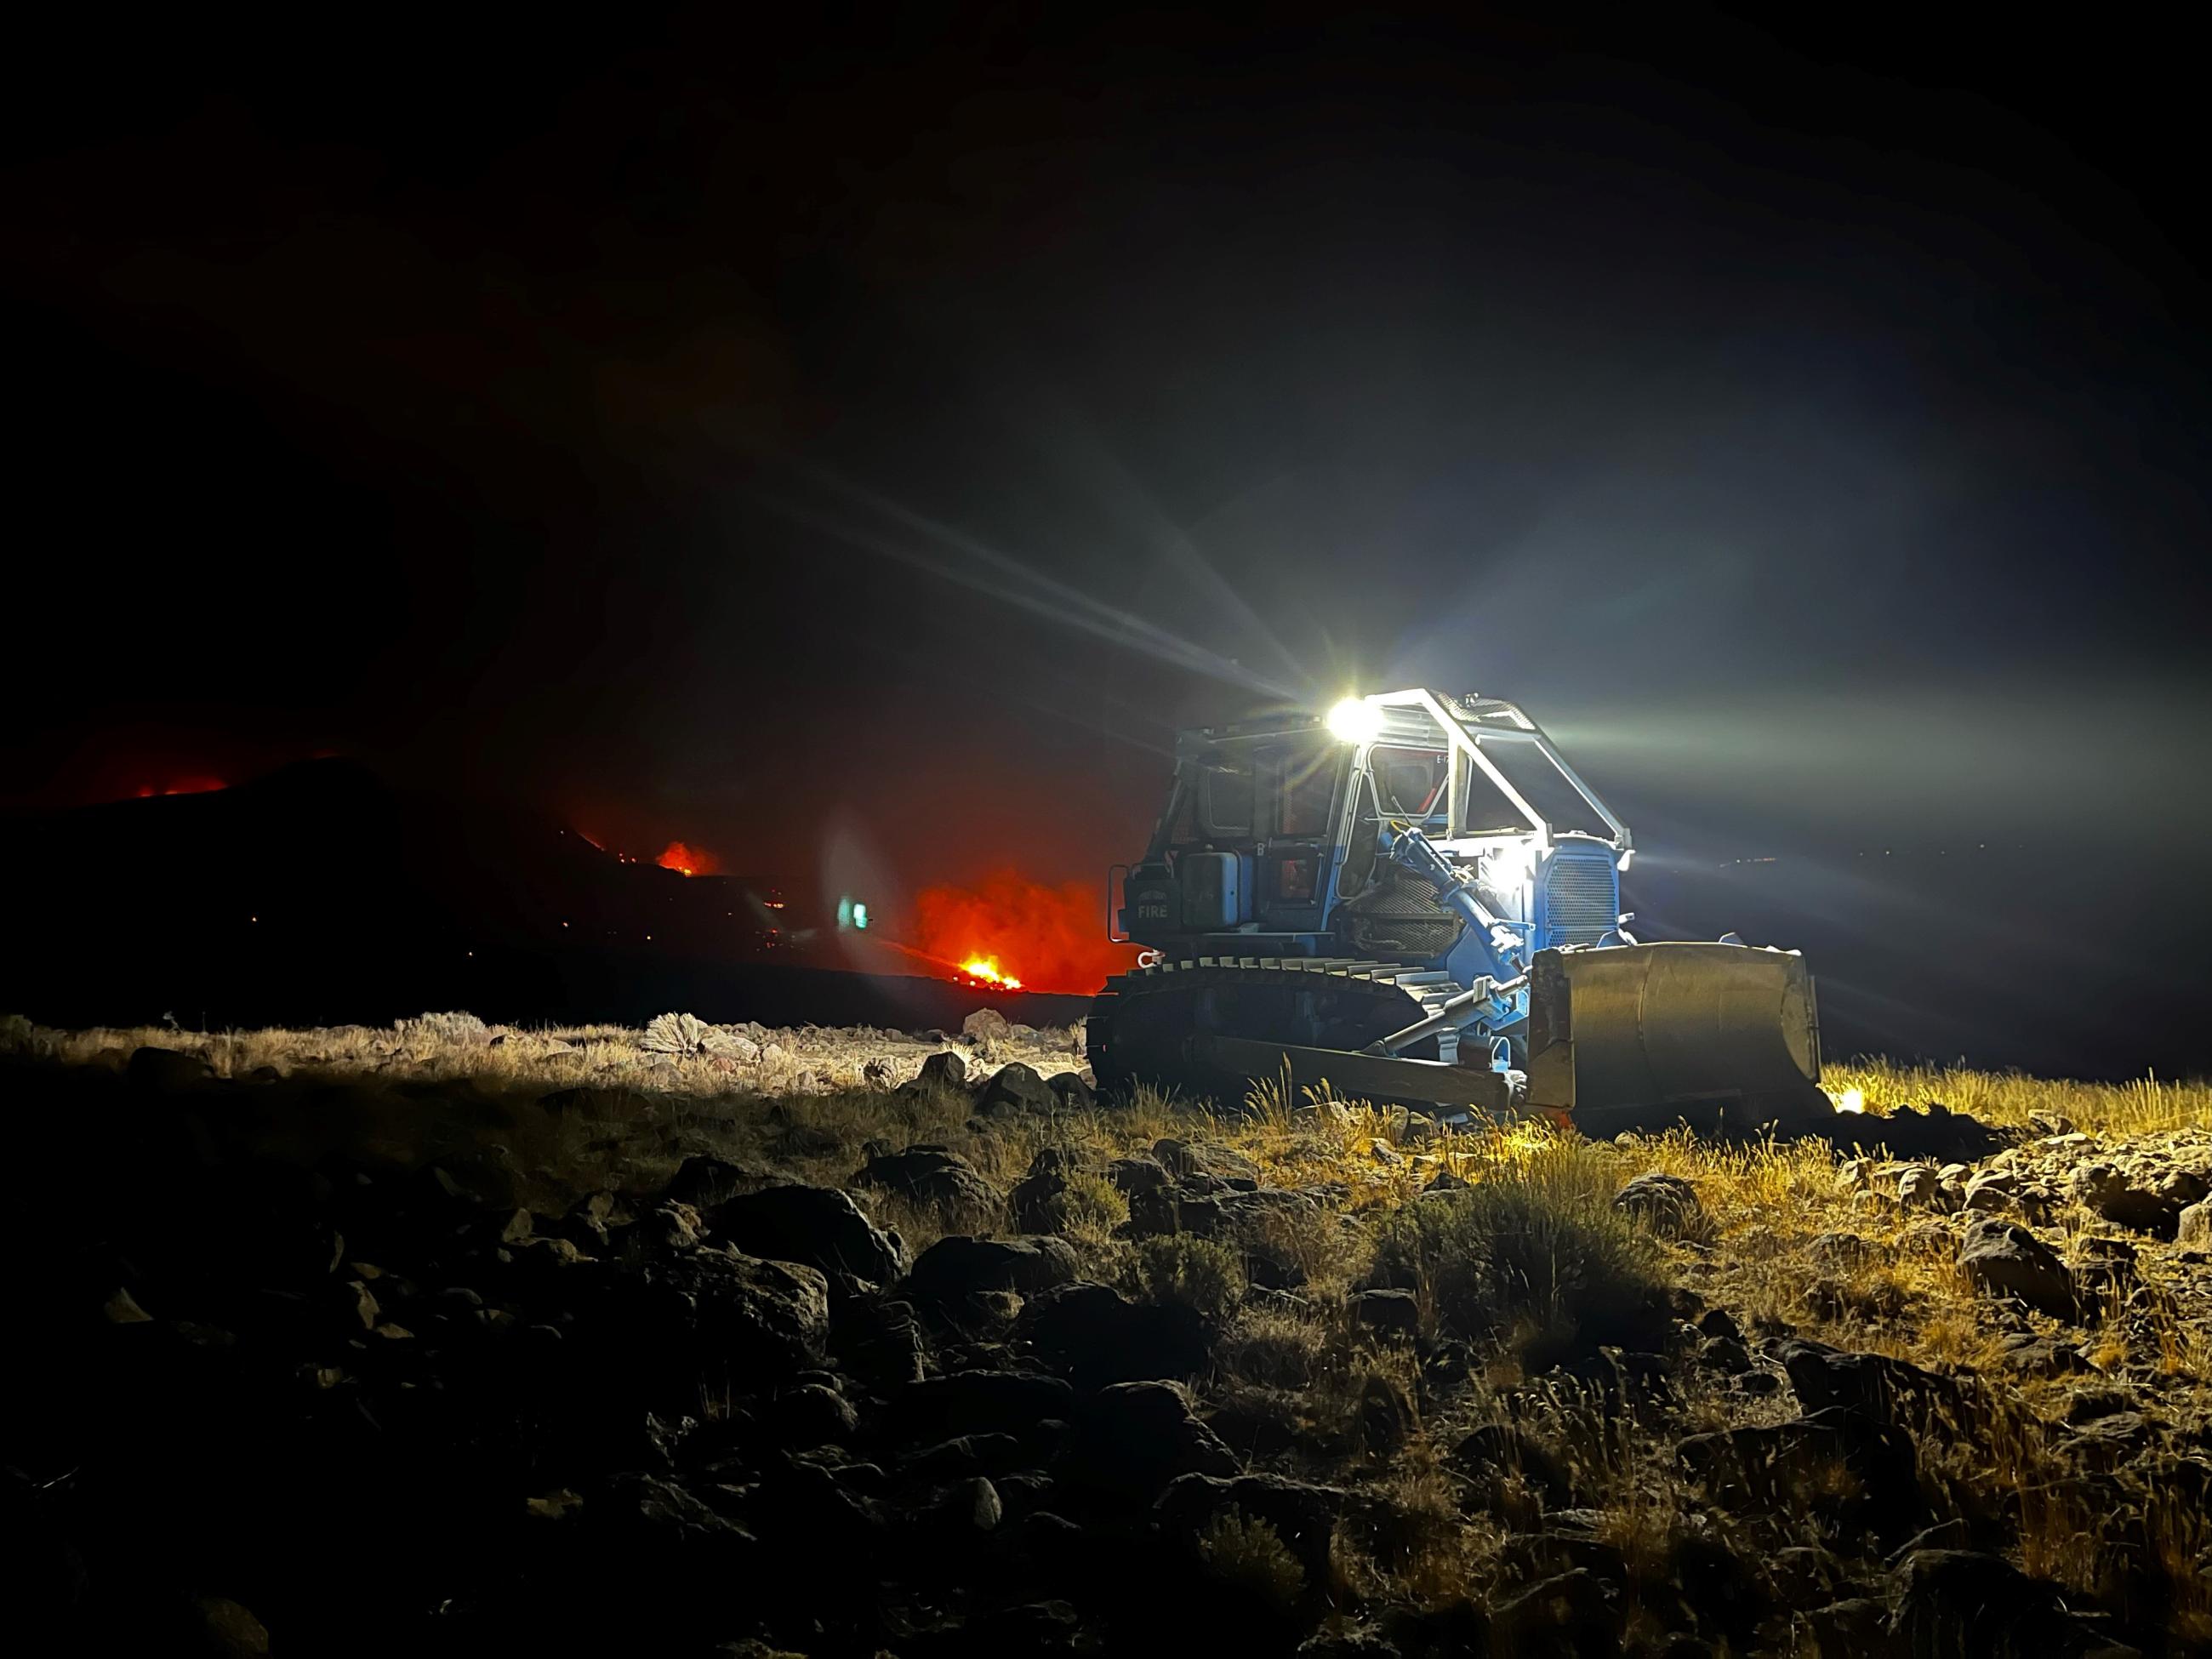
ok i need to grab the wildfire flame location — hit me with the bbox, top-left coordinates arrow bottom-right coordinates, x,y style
910,870 -> 1134,995
958,955 -> 1023,990
655,840 -> 720,877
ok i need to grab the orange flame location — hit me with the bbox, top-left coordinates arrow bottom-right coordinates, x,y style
912,869 -> 1135,994
655,840 -> 720,877
137,776 -> 227,798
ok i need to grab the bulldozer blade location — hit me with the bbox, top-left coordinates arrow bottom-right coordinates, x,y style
1525,942 -> 1823,1133
1187,1035 -> 1515,1115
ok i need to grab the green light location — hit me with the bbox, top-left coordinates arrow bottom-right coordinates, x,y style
835,896 -> 853,928
853,903 -> 869,930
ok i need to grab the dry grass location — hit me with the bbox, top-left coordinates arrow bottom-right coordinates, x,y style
1825,1055 -> 2209,1135
10,1012 -> 2207,1645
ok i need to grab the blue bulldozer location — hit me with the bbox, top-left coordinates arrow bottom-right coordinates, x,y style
1089,689 -> 1833,1135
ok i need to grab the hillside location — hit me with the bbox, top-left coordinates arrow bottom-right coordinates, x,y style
5,1014 -> 2207,1654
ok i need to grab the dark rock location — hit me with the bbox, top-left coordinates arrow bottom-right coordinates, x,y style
1154,1137 -> 1262,1183
1802,1598 -> 1889,1650
1105,1154 -> 1172,1196
2074,1166 -> 2183,1240
1958,1217 -> 2077,1318
915,1050 -> 970,1091
1450,1422 -> 1580,1509
1887,1548 -> 2077,1655
1678,1407 -> 1921,1537
888,1370 -> 1076,1445
1155,1471 -> 1351,1582
1018,1280 -> 1210,1387
770,1382 -> 858,1445
1048,1071 -> 1097,1109
1613,1172 -> 1703,1236
1008,1146 -> 1080,1232
977,1063 -> 1056,1115
1697,1307 -> 1742,1341
1063,1380 -> 1238,1502
907,1234 -> 1081,1303
712,1183 -> 907,1284
1997,1331 -> 2090,1377
128,1046 -> 216,1092
1699,1335 -> 1752,1373
1490,1569 -> 1622,1652
662,1154 -> 763,1212
852,1145 -> 1000,1223
903,1433 -> 1031,1481
1777,1338 -> 1956,1422
1348,1287 -> 1421,1342
594,1247 -> 829,1393
834,1295 -> 926,1387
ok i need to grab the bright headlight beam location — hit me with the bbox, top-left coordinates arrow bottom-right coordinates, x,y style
1326,697 -> 1383,744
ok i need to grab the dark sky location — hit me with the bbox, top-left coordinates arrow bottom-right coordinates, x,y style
8,7 -> 2209,1060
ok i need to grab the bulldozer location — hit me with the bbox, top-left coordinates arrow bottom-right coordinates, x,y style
1089,689 -> 1832,1136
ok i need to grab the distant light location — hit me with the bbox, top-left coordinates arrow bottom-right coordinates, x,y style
1326,696 -> 1382,744
853,903 -> 869,930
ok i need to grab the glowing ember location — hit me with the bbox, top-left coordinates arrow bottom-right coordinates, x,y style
137,776 -> 227,798
958,955 -> 1023,990
655,840 -> 720,877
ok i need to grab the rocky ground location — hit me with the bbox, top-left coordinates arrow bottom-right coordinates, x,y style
4,1011 -> 2208,1656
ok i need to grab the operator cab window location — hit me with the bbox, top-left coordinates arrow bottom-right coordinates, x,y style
1197,753 -> 1253,838
1371,747 -> 1451,821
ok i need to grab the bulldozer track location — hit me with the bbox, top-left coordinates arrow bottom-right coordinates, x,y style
1087,955 -> 1470,1100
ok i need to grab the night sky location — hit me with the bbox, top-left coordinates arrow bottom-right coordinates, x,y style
8,9 -> 2208,1065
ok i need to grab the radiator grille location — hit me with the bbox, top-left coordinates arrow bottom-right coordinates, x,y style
1542,847 -> 1619,947
1338,864 -> 1466,959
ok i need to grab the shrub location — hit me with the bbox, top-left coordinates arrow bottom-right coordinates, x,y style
641,1012 -> 731,1057
1195,1508 -> 1304,1612
1368,1151 -> 1670,1369
1135,1234 -> 1247,1322
397,1011 -> 491,1047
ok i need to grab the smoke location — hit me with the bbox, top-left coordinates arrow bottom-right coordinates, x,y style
910,869 -> 1135,995
655,840 -> 721,876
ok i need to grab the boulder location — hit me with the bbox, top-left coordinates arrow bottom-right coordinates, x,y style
1958,1217 -> 2076,1319
1611,1172 -> 1703,1236
1776,1338 -> 1956,1422
907,1234 -> 1081,1303
851,1144 -> 1000,1224
1017,1280 -> 1210,1387
128,1046 -> 215,1092
912,1049 -> 970,1091
1063,1380 -> 1237,1502
1678,1407 -> 1921,1537
662,1154 -> 764,1212
1887,1548 -> 2078,1655
1106,1154 -> 1173,1196
1008,1147 -> 1080,1232
593,1247 -> 830,1391
962,1008 -> 1012,1042
1154,1138 -> 1262,1183
976,1063 -> 1056,1116
2074,1166 -> 2183,1239
1048,1071 -> 1097,1109
1348,1287 -> 1421,1342
887,1369 -> 1075,1445
2180,1198 -> 2212,1249
712,1183 -> 907,1284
